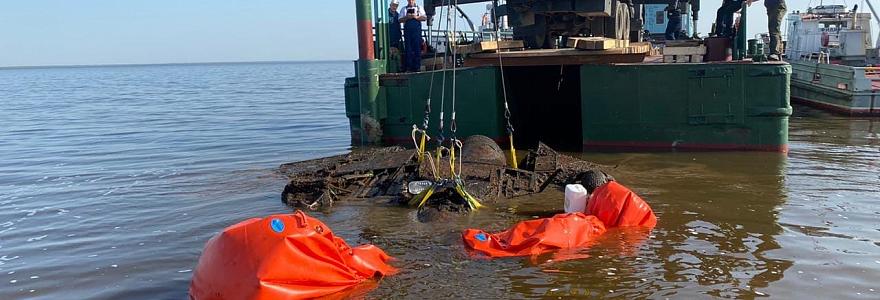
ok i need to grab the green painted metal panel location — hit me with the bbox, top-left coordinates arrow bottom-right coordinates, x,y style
355,59 -> 386,144
344,76 -> 362,144
581,63 -> 791,151
581,66 -> 639,125
348,62 -> 790,151
637,66 -> 687,125
344,77 -> 360,118
790,80 -> 855,108
355,0 -> 372,21
744,65 -> 791,147
686,67 -> 742,125
380,67 -> 505,144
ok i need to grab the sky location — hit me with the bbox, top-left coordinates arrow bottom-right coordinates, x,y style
0,0 -> 865,67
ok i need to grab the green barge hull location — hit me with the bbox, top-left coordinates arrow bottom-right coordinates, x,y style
345,62 -> 791,152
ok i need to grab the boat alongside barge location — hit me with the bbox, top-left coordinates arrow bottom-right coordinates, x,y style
786,4 -> 880,116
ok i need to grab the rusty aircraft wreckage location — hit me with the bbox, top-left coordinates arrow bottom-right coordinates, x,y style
279,135 -> 609,221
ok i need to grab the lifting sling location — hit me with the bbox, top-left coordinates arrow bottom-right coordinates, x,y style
408,0 -> 482,210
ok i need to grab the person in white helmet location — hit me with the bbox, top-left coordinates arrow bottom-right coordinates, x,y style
388,0 -> 402,50
399,0 -> 427,72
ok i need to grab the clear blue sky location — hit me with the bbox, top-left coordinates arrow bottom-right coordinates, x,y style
0,0 -> 358,67
0,0 -> 853,67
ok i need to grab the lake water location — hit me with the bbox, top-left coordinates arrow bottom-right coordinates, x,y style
1,61 -> 878,299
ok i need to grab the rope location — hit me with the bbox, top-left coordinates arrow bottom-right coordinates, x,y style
492,1 -> 518,169
450,0 -> 458,139
449,138 -> 463,177
434,145 -> 445,177
424,4 -> 447,122
415,4 -> 449,164
434,1 -> 454,173
411,126 -> 439,179
407,0 -> 483,211
446,0 -> 481,211
437,0 -> 452,149
448,0 -> 460,178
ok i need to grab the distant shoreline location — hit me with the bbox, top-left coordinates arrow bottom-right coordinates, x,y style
0,59 -> 351,70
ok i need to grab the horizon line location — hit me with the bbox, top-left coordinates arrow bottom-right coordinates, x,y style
0,59 -> 353,70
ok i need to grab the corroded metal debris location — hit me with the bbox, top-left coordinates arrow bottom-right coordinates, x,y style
279,136 -> 605,215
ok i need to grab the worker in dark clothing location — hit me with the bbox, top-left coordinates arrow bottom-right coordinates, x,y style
399,0 -> 427,72
766,0 -> 787,60
665,3 -> 683,40
388,0 -> 403,72
714,0 -> 745,37
388,0 -> 402,50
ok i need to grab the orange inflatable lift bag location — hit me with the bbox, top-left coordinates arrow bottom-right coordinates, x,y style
586,181 -> 657,228
189,211 -> 396,300
462,212 -> 607,258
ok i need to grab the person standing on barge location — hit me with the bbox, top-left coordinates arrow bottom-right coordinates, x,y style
399,0 -> 427,72
765,0 -> 786,60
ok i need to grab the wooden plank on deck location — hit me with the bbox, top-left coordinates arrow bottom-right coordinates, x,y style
566,37 -> 629,50
665,40 -> 702,47
457,40 -> 525,54
662,45 -> 707,56
464,48 -> 647,67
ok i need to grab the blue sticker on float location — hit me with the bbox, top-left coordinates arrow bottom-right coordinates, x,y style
270,218 -> 285,233
475,232 -> 488,242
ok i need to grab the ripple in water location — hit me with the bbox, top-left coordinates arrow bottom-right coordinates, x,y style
0,63 -> 878,299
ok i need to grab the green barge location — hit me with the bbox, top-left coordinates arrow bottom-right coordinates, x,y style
348,0 -> 791,152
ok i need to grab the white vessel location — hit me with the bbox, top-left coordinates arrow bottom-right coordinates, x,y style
786,4 -> 880,116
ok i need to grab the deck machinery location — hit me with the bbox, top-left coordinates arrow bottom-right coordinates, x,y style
425,0 -> 701,47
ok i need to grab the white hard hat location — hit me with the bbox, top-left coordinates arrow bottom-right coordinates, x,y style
391,0 -> 399,4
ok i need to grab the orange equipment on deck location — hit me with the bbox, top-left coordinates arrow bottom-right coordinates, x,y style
189,211 -> 396,300
463,181 -> 657,258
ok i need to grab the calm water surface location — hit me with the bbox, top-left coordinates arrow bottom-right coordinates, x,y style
1,62 -> 878,299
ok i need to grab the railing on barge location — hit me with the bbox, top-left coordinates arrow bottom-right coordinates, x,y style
367,0 -> 512,64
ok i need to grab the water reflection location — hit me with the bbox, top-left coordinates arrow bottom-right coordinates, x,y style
5,61 -> 877,298
533,152 -> 794,298
764,106 -> 880,299
332,150 -> 797,298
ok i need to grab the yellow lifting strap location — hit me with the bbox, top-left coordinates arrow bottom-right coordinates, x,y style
508,133 -> 518,169
449,141 -> 457,176
449,139 -> 483,210
411,126 -> 430,164
454,180 -> 483,210
408,184 -> 437,208
434,147 -> 444,179
408,137 -> 484,210
407,181 -> 482,209
418,131 -> 428,163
